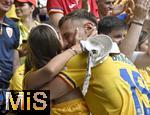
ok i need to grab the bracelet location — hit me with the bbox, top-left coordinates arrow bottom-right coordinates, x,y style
68,48 -> 77,56
68,49 -> 76,56
70,47 -> 78,54
131,21 -> 143,26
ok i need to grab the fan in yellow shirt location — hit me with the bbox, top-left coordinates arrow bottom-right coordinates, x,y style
23,9 -> 150,115
58,9 -> 150,115
10,64 -> 25,91
61,53 -> 150,115
14,0 -> 40,64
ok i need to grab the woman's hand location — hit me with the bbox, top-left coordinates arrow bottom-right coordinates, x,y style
132,0 -> 150,22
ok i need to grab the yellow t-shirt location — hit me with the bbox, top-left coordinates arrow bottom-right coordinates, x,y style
17,21 -> 40,64
10,64 -> 25,91
61,53 -> 150,115
61,53 -> 87,88
17,21 -> 40,45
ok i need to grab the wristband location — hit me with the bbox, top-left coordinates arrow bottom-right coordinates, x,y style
131,21 -> 143,26
70,47 -> 78,54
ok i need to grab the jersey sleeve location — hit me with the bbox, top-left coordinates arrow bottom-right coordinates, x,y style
46,0 -> 64,14
59,72 -> 77,89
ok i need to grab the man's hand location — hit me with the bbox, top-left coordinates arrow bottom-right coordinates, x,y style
133,0 -> 150,22
73,26 -> 97,43
146,8 -> 150,20
143,4 -> 150,32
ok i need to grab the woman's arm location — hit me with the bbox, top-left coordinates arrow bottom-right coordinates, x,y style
24,44 -> 82,89
39,75 -> 73,100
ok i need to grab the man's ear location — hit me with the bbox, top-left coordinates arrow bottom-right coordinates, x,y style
31,5 -> 35,12
84,22 -> 94,31
83,22 -> 97,37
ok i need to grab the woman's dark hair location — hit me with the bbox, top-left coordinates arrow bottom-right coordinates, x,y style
24,55 -> 32,74
25,24 -> 61,73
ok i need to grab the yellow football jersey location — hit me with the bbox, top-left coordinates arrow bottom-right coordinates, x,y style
61,53 -> 87,88
138,68 -> 150,90
62,53 -> 150,115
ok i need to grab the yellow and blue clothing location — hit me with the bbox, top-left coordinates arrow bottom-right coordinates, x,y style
117,13 -> 127,21
0,16 -> 19,113
86,54 -> 150,115
114,0 -> 129,22
0,16 -> 19,88
61,53 -> 150,115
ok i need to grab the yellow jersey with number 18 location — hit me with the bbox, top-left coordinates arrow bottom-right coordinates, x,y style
85,53 -> 150,115
62,53 -> 150,115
